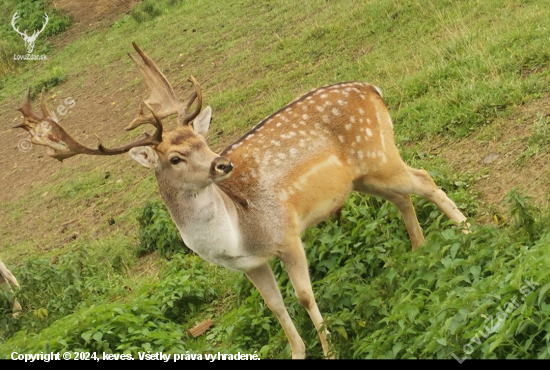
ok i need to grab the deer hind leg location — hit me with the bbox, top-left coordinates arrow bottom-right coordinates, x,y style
405,167 -> 468,225
353,180 -> 426,250
278,236 -> 333,358
245,263 -> 306,359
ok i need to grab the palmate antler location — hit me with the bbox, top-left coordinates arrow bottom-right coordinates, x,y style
126,42 -> 202,130
13,43 -> 203,161
13,87 -> 163,161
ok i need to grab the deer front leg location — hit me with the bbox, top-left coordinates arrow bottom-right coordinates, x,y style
245,263 -> 306,358
278,237 -> 333,358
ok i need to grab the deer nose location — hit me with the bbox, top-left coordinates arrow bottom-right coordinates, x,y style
212,157 -> 233,175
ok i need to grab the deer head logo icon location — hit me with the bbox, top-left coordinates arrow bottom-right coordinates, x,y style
11,12 -> 48,54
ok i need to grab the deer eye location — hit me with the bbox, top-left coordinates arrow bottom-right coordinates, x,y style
170,157 -> 184,165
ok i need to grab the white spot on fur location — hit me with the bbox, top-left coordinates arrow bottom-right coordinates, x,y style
337,99 -> 345,106
356,136 -> 361,143
350,116 -> 356,123
358,150 -> 364,159
296,155 -> 343,187
278,153 -> 286,160
345,124 -> 351,131
366,128 -> 373,137
276,122 -> 282,127
316,106 -> 324,112
322,115 -> 330,123
338,135 -> 345,143
358,108 -> 365,115
271,140 -> 281,146
332,108 -> 341,116
289,148 -> 298,157
302,114 -> 309,120
321,94 -> 327,99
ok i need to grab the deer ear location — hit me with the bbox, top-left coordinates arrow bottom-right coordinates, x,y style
192,106 -> 212,137
129,146 -> 159,169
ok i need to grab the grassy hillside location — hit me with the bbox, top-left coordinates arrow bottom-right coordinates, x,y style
1,0 -> 550,359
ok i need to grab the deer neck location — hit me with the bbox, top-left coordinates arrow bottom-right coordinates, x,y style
158,182 -> 264,270
159,182 -> 238,231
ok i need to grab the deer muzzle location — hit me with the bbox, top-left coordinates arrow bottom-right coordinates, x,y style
211,156 -> 233,179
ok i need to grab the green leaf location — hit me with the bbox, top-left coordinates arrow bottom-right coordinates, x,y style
92,332 -> 103,342
335,326 -> 348,340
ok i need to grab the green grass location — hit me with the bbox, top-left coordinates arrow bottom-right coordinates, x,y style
2,0 -> 550,359
2,0 -> 550,142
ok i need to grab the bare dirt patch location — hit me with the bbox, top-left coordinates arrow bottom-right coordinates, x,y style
434,95 -> 550,220
51,0 -> 139,47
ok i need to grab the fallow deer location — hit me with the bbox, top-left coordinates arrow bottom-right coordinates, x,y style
14,42 -> 468,358
0,259 -> 22,318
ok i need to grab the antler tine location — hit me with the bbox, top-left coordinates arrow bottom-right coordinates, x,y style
143,102 -> 163,142
179,76 -> 203,126
13,87 -> 163,161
